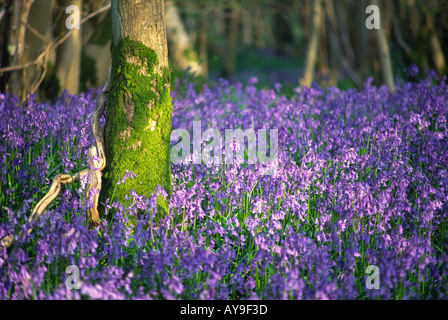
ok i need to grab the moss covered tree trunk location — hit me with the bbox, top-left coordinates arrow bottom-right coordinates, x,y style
100,0 -> 172,218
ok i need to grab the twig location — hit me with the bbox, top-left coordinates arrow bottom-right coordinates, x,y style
22,18 -> 52,45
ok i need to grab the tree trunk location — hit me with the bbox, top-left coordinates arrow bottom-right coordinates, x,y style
424,6 -> 446,77
407,0 -> 421,40
222,2 -> 239,79
55,0 -> 82,95
391,0 -> 412,59
300,0 -> 322,87
22,0 -> 55,101
84,40 -> 112,87
165,0 -> 204,77
198,4 -> 208,78
318,2 -> 328,79
253,6 -> 265,49
325,0 -> 363,88
369,0 -> 395,92
0,0 -> 33,101
303,0 -> 311,42
355,0 -> 369,75
100,0 -> 172,219
0,1 -> 20,96
241,8 -> 252,47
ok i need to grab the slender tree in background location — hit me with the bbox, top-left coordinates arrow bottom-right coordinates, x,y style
222,1 -> 239,78
424,1 -> 446,76
0,0 -> 447,100
82,0 -> 112,89
370,0 -> 394,92
165,0 -> 205,77
99,0 -> 172,219
300,0 -> 322,86
21,0 -> 55,101
0,0 -> 21,97
355,0 -> 370,76
0,0 -> 33,101
391,0 -> 412,60
198,2 -> 209,78
55,0 -> 82,95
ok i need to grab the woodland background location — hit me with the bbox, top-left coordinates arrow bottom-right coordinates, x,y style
0,0 -> 447,101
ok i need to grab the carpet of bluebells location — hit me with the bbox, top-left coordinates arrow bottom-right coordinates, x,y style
1,67 -> 447,300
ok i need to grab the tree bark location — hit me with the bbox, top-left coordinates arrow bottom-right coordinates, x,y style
369,0 -> 395,92
100,0 -> 172,219
165,0 -> 204,77
300,0 -> 322,87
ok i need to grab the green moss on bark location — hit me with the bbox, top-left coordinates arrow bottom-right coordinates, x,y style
100,37 -> 172,220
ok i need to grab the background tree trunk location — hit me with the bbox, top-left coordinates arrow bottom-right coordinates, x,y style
22,0 -> 55,101
82,0 -> 112,89
370,0 -> 395,92
241,7 -> 252,48
0,0 -> 33,101
84,40 -> 112,87
0,1 -> 20,97
165,0 -> 204,77
355,0 -> 369,76
391,0 -> 412,59
318,2 -> 329,80
300,0 -> 322,86
424,5 -> 446,76
55,0 -> 82,95
198,4 -> 209,78
100,0 -> 172,219
222,2 -> 239,79
325,0 -> 363,88
253,6 -> 266,49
